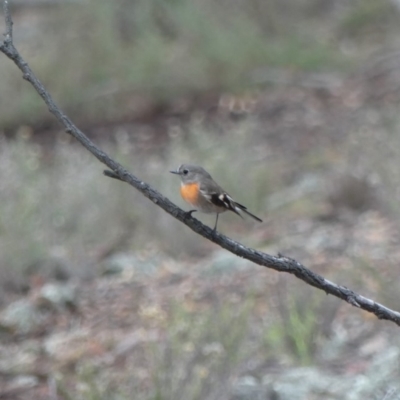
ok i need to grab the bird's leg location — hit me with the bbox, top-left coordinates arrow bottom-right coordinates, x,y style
213,214 -> 219,232
185,209 -> 197,218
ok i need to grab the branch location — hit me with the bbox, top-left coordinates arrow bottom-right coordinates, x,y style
1,1 -> 400,327
2,0 -> 13,42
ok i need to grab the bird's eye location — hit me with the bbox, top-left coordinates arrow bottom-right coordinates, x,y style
183,169 -> 189,175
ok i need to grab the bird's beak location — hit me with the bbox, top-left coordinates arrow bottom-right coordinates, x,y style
170,169 -> 179,175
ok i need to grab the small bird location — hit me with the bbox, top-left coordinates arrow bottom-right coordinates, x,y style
170,164 -> 262,231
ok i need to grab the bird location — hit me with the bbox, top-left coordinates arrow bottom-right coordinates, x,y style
170,164 -> 262,231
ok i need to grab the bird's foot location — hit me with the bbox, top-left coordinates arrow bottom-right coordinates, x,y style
185,209 -> 197,218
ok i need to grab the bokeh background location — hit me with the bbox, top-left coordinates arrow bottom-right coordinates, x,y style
1,0 -> 400,398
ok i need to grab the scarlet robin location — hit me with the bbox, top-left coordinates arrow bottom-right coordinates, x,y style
170,164 -> 262,231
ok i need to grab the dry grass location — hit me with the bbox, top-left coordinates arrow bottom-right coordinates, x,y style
0,120 -> 281,295
0,0 -> 381,129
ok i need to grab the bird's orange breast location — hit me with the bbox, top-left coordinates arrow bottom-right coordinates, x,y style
180,183 -> 200,205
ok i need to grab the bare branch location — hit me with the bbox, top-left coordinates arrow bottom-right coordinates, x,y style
3,0 -> 13,41
103,169 -> 124,181
1,1 -> 400,327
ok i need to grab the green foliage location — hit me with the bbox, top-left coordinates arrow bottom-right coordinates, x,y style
263,290 -> 320,365
0,0 -> 351,128
148,298 -> 253,400
285,295 -> 318,365
339,0 -> 398,39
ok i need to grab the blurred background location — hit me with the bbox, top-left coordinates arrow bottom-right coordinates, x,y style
1,0 -> 400,398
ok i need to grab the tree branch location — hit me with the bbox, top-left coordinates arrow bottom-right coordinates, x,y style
1,1 -> 400,327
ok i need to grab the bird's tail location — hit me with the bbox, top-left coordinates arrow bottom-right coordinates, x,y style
234,202 -> 263,222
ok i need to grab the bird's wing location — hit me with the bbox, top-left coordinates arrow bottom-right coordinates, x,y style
199,179 -> 262,222
199,179 -> 241,215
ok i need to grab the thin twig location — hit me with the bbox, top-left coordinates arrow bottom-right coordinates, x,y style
3,0 -> 13,41
1,1 -> 400,327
